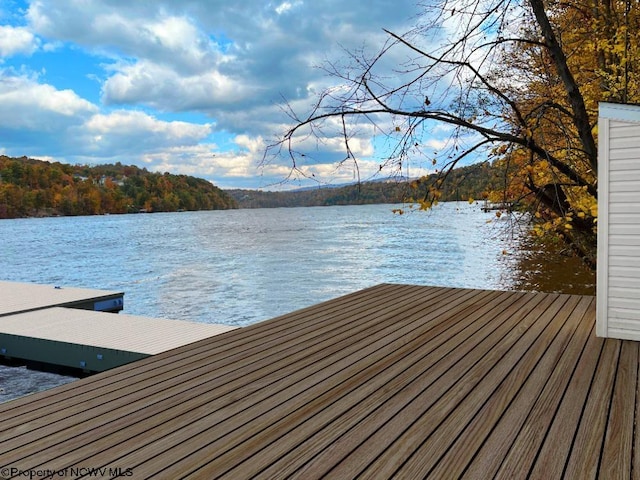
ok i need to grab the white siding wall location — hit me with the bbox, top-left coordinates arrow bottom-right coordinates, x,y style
597,103 -> 640,339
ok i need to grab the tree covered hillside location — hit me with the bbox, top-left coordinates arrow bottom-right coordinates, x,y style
0,156 -> 236,218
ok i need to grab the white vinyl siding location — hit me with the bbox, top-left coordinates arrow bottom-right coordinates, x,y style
597,103 -> 640,340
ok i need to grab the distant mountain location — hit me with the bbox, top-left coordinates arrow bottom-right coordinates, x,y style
286,175 -> 414,192
228,163 -> 498,209
0,156 -> 237,219
228,180 -> 411,209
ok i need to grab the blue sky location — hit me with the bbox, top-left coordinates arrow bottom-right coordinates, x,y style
0,1 -> 440,189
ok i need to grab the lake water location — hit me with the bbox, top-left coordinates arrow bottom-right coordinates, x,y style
0,202 -> 525,401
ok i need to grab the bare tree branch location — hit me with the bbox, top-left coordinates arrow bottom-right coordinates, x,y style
267,0 -> 607,267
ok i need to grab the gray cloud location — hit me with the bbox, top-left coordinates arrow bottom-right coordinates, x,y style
26,1 -> 417,118
0,0 -> 423,188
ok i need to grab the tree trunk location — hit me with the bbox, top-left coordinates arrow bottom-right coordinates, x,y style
529,0 -> 598,174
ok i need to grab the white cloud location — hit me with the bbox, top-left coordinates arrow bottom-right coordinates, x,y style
0,25 -> 38,57
144,15 -> 205,57
81,110 -> 212,156
102,60 -> 252,110
233,134 -> 264,155
425,139 -> 448,151
86,110 -> 210,138
128,135 -> 267,188
0,72 -> 96,130
274,1 -> 302,15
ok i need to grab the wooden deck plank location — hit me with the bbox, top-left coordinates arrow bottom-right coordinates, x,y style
563,339 -> 622,479
368,294 -> 584,480
490,296 -> 595,479
599,339 -> 638,480
1,285 -> 634,480
193,290 -> 523,480
429,296 -> 594,479
0,284 -> 415,442
312,293 -> 567,479
0,285 -> 462,469
0,283 -> 404,417
0,284 -> 416,464
241,288 -> 535,478
81,287 -> 488,477
0,283 -> 407,412
506,302 -> 602,479
250,291 -> 548,480
349,292 -> 569,480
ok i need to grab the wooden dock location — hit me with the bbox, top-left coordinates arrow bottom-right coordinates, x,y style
481,200 -> 516,212
0,284 -> 633,478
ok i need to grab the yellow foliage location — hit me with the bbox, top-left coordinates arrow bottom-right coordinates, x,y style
418,199 -> 433,210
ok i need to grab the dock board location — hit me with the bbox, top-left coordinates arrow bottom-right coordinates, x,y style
0,284 -> 632,478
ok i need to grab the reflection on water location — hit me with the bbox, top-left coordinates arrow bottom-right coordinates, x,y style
515,238 -> 596,295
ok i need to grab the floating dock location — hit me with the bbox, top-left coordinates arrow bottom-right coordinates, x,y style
0,281 -> 237,374
0,307 -> 237,373
481,200 -> 516,212
0,280 -> 124,315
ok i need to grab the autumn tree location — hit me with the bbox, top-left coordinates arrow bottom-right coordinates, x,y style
0,156 -> 237,218
270,0 -> 639,268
